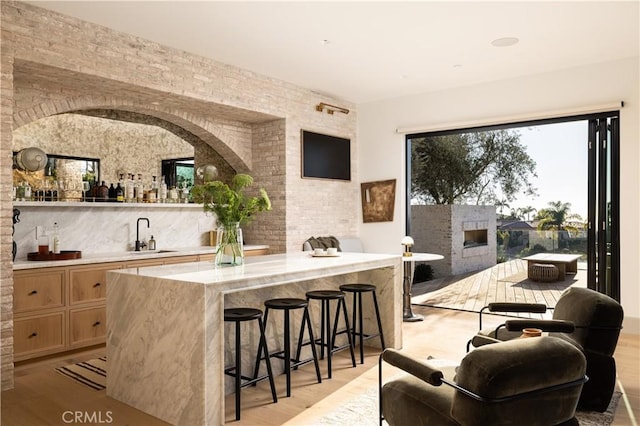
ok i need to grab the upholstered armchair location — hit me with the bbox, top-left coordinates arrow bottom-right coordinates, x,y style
380,337 -> 587,426
302,236 -> 364,252
467,287 -> 623,412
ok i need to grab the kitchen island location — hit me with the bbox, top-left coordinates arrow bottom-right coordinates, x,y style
106,251 -> 402,425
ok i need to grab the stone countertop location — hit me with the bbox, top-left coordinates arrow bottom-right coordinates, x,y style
12,245 -> 268,270
110,251 -> 402,292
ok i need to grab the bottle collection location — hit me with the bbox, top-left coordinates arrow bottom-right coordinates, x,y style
14,174 -> 193,204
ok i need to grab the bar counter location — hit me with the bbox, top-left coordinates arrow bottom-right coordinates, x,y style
106,251 -> 402,425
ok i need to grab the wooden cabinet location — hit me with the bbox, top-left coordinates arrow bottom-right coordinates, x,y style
246,248 -> 269,256
69,306 -> 106,347
13,269 -> 65,314
13,254 -> 214,361
69,264 -> 113,305
198,247 -> 267,262
163,255 -> 199,264
14,312 -> 65,356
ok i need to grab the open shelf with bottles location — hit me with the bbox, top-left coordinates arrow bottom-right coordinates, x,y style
13,201 -> 203,209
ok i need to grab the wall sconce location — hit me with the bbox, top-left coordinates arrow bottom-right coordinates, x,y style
401,236 -> 414,257
315,102 -> 350,115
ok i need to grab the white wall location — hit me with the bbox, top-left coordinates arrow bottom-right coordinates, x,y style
357,57 -> 640,333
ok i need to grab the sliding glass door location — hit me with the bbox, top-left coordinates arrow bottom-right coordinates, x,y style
406,111 -> 620,300
587,115 -> 620,301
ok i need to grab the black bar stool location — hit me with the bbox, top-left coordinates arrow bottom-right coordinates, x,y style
257,298 -> 322,397
298,290 -> 356,379
339,283 -> 386,364
224,307 -> 278,421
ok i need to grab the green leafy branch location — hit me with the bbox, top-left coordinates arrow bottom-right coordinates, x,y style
191,173 -> 271,227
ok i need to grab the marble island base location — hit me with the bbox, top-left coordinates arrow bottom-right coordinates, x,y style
106,252 -> 402,425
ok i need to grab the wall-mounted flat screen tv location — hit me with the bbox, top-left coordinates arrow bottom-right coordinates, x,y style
301,130 -> 351,181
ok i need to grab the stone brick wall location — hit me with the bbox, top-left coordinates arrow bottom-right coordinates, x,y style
411,204 -> 496,277
1,1 -> 357,390
1,24 -> 16,391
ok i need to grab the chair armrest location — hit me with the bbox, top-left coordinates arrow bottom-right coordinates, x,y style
380,349 -> 444,386
505,319 -> 575,333
470,334 -> 503,348
488,302 -> 548,313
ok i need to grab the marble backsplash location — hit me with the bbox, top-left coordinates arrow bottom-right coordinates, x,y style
12,203 -> 216,260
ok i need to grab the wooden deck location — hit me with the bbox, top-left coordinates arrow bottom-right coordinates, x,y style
411,259 -> 587,317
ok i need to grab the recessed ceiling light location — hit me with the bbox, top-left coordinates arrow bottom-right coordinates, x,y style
320,39 -> 331,45
491,37 -> 519,47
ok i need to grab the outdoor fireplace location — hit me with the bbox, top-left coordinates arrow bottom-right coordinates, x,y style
464,229 -> 488,248
410,205 -> 496,276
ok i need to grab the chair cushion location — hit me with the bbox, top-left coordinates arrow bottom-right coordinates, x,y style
382,374 -> 459,426
551,287 -> 623,355
302,236 -> 364,252
451,337 -> 586,426
303,236 -> 342,251
338,237 -> 364,252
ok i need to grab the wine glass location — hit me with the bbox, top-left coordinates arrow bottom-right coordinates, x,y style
82,181 -> 90,202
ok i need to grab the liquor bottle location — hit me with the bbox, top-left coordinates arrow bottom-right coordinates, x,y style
116,182 -> 124,202
135,174 -> 144,203
96,180 -> 109,201
108,183 -> 116,201
159,175 -> 168,203
23,181 -> 32,201
125,173 -> 135,202
52,222 -> 60,254
150,176 -> 158,203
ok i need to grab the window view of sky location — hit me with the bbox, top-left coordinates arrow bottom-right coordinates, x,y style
506,120 -> 588,221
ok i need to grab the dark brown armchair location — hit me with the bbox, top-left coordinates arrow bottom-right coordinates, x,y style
467,287 -> 623,412
380,337 -> 587,426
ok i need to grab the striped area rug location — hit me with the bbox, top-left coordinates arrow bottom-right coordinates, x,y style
55,356 -> 106,390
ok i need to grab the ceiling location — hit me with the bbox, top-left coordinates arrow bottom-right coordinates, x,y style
27,1 -> 640,104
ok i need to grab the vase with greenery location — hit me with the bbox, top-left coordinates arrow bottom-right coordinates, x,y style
191,173 -> 271,266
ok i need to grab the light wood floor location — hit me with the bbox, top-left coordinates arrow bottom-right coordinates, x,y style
2,305 -> 638,425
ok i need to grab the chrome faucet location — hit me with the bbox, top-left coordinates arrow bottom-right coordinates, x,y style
135,217 -> 150,251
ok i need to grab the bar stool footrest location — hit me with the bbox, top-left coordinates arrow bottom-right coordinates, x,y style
224,368 -> 272,389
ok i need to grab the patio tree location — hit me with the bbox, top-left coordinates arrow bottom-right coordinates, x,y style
520,205 -> 537,221
495,198 -> 510,216
410,129 -> 537,205
536,201 -> 583,250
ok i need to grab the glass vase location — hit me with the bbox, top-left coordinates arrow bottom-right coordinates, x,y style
215,222 -> 244,267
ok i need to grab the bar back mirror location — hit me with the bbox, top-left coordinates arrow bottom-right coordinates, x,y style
13,152 -> 100,201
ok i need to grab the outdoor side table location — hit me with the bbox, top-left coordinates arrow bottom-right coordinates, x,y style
403,253 -> 444,322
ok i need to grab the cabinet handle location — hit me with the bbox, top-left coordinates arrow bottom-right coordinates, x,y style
93,321 -> 101,327
29,332 -> 38,338
28,290 -> 38,295
93,282 -> 101,287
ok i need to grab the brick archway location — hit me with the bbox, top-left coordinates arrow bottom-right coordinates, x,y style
13,96 -> 252,173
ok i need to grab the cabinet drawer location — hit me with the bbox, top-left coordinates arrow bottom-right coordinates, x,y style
163,255 -> 199,264
14,271 -> 65,313
14,312 -> 65,355
124,259 -> 165,268
69,307 -> 106,346
69,267 -> 113,305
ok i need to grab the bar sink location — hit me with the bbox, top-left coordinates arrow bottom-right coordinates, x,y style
130,250 -> 176,255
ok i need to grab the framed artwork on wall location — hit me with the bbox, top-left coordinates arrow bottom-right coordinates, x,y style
361,179 -> 396,222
